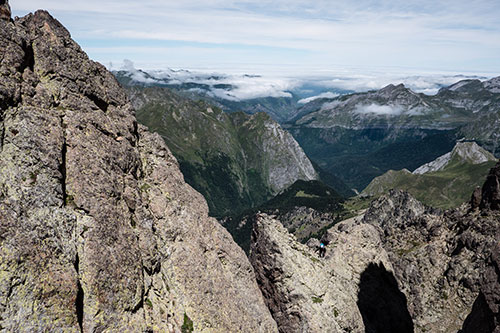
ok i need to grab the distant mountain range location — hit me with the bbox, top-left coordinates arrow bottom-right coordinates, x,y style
287,76 -> 500,190
115,67 -> 500,197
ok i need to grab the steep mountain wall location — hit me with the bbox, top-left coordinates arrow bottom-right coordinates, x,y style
0,8 -> 277,332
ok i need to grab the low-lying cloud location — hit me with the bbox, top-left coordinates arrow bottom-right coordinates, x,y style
316,73 -> 488,95
354,103 -> 403,116
119,60 -> 297,101
298,92 -> 339,104
116,60 -> 493,102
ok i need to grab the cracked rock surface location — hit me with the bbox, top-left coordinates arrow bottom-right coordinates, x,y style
0,8 -> 277,332
249,213 -> 411,333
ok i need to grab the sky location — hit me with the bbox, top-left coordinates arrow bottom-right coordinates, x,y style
11,0 -> 500,92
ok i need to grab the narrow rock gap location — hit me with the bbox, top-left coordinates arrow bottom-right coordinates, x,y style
357,262 -> 414,333
88,93 -> 108,112
20,40 -> 35,73
59,115 -> 67,206
74,253 -> 84,332
0,115 -> 4,153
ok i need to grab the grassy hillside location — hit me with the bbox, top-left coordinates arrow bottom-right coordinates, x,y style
362,156 -> 497,209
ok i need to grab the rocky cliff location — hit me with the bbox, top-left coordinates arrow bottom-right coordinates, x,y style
0,7 -> 277,332
250,162 -> 500,332
250,213 -> 413,333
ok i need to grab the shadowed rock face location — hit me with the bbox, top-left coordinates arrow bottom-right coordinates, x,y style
480,161 -> 500,210
460,243 -> 500,333
0,10 -> 277,332
460,292 -> 496,333
357,263 -> 414,333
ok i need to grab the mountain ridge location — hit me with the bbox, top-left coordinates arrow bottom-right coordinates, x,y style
249,162 -> 500,332
287,75 -> 500,190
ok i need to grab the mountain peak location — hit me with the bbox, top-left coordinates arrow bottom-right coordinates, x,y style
483,76 -> 500,93
452,141 -> 497,164
413,141 -> 496,175
379,83 -> 406,93
0,0 -> 11,21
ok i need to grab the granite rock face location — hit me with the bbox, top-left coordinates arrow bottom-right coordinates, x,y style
249,213 -> 413,333
0,10 -> 277,332
251,181 -> 500,332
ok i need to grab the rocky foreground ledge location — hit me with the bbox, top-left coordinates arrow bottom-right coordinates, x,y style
250,163 -> 500,333
0,7 -> 277,332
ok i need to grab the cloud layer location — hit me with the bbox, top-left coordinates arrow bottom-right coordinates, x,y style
119,60 -> 489,101
298,92 -> 339,104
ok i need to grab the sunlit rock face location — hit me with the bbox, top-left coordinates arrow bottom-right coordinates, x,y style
0,10 -> 277,332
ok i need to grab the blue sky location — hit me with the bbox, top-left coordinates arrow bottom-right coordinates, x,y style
12,0 -> 500,76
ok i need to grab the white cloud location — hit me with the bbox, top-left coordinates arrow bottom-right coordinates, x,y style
118,60 -> 495,101
298,92 -> 339,104
354,104 -> 403,116
316,73 -> 488,95
120,59 -> 160,84
119,60 -> 298,100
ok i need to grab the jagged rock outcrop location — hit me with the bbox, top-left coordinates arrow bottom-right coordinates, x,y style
0,0 -> 10,21
363,188 -> 500,332
462,161 -> 500,332
251,174 -> 500,332
249,213 -> 413,332
0,9 -> 277,332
